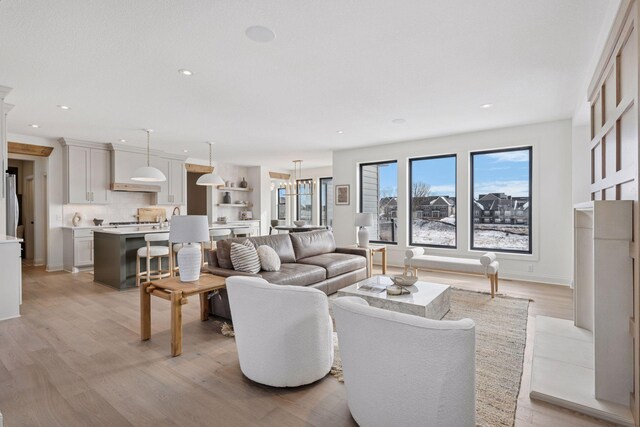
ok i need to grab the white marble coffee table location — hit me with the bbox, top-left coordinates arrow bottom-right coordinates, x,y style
336,276 -> 450,320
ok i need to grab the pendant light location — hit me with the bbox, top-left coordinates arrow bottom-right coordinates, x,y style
196,141 -> 225,186
131,129 -> 167,182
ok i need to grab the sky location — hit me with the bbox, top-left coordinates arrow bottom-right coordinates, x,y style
377,148 -> 530,199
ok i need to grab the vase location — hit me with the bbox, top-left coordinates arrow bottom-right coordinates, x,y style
223,192 -> 231,204
240,177 -> 248,188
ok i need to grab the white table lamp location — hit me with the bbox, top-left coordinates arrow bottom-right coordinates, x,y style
169,215 -> 210,282
355,213 -> 374,248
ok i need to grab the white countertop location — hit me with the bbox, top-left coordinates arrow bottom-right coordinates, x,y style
0,235 -> 23,244
94,222 -> 259,235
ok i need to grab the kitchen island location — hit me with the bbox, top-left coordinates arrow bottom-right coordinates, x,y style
93,221 -> 260,289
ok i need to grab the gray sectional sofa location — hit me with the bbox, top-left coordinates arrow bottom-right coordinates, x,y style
205,229 -> 369,319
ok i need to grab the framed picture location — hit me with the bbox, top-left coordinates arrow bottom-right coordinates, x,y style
335,184 -> 350,205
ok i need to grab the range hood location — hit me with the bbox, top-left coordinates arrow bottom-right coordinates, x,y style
110,143 -> 162,193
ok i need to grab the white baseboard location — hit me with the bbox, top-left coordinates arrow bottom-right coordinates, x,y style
46,265 -> 63,272
0,314 -> 21,322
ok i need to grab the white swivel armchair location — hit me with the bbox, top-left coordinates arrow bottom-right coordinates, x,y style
332,296 -> 476,427
226,276 -> 334,387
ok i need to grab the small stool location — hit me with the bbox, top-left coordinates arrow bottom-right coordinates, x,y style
233,227 -> 251,238
136,233 -> 171,287
201,229 -> 231,266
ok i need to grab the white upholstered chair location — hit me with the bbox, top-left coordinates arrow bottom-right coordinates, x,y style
332,296 -> 476,427
136,233 -> 171,287
226,276 -> 334,387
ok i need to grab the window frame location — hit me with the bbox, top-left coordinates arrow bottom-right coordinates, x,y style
296,179 -> 313,222
469,146 -> 533,254
408,153 -> 457,249
277,187 -> 286,220
319,177 -> 333,226
359,160 -> 398,245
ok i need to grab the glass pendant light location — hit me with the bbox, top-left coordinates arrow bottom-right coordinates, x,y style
196,141 -> 225,186
131,129 -> 167,182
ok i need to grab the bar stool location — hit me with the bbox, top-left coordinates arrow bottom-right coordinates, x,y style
136,233 -> 171,287
201,229 -> 232,266
233,227 -> 251,238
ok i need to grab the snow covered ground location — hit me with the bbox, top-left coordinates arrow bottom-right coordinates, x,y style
412,217 -> 529,251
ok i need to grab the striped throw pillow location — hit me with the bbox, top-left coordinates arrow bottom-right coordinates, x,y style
230,240 -> 261,274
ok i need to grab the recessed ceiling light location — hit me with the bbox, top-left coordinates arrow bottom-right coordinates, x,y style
245,25 -> 276,43
29,124 -> 39,128
392,118 -> 406,124
178,69 -> 193,76
57,105 -> 71,110
183,150 -> 188,153
336,130 -> 344,134
480,103 -> 493,109
119,139 -> 126,143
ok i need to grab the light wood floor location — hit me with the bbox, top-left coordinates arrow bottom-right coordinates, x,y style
0,266 -> 618,427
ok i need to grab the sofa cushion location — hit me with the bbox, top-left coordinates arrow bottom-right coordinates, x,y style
289,230 -> 337,260
297,253 -> 366,279
230,241 -> 261,274
216,234 -> 296,269
259,263 -> 326,287
257,245 -> 281,272
247,234 -> 296,263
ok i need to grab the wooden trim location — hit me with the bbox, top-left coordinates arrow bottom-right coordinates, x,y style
110,182 -> 161,193
185,163 -> 213,174
269,172 -> 290,180
8,141 -> 54,157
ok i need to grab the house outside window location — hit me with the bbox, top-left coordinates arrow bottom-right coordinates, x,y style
470,147 -> 532,254
409,154 -> 457,248
359,161 -> 398,243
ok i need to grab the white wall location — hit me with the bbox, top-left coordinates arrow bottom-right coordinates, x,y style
332,119 -> 573,285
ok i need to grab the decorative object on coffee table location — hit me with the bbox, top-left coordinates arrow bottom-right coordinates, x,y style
169,215 -> 209,282
335,184 -> 349,205
355,213 -> 374,248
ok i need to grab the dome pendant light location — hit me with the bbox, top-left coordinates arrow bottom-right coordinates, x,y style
131,129 -> 167,182
196,141 -> 225,186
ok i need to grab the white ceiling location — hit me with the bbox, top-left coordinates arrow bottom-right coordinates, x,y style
0,0 -> 618,168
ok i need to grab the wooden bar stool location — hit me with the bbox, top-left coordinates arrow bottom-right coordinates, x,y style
201,229 -> 231,266
136,233 -> 172,287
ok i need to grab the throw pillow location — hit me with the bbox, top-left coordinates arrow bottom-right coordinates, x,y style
257,245 -> 281,272
230,240 -> 261,274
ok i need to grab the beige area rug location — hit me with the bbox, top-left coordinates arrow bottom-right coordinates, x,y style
329,289 -> 530,427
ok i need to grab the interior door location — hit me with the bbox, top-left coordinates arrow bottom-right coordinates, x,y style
25,177 -> 34,261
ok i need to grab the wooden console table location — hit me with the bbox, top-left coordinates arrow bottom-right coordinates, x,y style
140,274 -> 226,356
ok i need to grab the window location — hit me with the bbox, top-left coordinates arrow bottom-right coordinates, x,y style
359,161 -> 398,244
277,188 -> 286,220
296,179 -> 313,222
470,147 -> 532,254
319,177 -> 333,226
409,154 -> 457,248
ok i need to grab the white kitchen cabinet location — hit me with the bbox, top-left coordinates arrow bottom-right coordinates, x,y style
153,157 -> 185,205
60,139 -> 111,205
63,228 -> 95,272
0,237 -> 22,321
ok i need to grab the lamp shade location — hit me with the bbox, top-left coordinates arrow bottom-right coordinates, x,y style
131,166 -> 166,182
355,213 -> 374,227
169,215 -> 210,243
196,172 -> 225,186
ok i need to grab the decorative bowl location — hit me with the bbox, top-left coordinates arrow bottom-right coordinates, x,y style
391,274 -> 418,287
293,220 -> 306,227
93,218 -> 104,226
